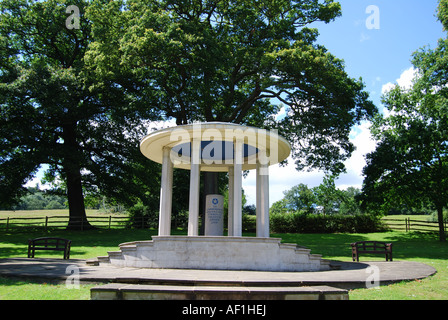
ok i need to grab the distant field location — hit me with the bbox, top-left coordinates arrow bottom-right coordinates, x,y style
0,209 -> 129,230
383,215 -> 430,221
0,209 -> 125,218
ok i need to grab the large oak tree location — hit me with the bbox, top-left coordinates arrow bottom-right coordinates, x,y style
86,0 -> 376,175
0,0 -> 158,229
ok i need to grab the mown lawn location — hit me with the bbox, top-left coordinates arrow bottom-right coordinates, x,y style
0,226 -> 446,300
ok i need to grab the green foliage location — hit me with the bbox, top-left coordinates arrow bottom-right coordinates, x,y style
270,174 -> 364,216
282,183 -> 316,214
8,187 -> 67,210
270,211 -> 386,234
126,201 -> 158,229
0,0 -> 160,225
86,0 -> 376,175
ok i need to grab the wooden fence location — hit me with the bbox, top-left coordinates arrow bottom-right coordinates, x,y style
2,214 -> 446,233
0,215 -> 133,231
382,217 -> 448,233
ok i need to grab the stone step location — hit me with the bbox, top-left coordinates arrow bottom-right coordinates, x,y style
90,283 -> 348,300
98,236 -> 331,272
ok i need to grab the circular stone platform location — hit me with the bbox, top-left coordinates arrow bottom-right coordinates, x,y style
0,258 -> 437,299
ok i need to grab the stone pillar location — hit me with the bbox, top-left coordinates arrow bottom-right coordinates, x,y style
188,139 -> 201,236
158,147 -> 173,236
233,139 -> 243,237
256,162 -> 270,238
227,166 -> 234,236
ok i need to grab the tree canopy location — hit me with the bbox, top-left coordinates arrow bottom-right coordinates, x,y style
1,0 -> 377,229
0,0 -> 159,228
86,0 -> 376,174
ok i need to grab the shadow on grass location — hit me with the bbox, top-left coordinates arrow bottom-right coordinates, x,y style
0,228 -> 161,259
382,231 -> 448,261
273,232 -> 448,261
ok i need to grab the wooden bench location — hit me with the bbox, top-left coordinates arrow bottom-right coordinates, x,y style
351,241 -> 392,262
28,237 -> 72,260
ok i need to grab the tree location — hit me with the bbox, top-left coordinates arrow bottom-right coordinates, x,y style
361,0 -> 448,242
0,0 -> 157,229
271,176 -> 362,216
282,183 -> 316,214
312,173 -> 344,215
86,0 -> 376,175
338,187 -> 362,215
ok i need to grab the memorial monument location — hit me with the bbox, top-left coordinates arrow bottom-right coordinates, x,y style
97,122 -> 330,271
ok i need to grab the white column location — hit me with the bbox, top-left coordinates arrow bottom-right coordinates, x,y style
256,162 -> 270,238
256,163 -> 261,236
158,147 -> 173,236
188,139 -> 201,236
233,139 -> 243,237
227,166 -> 234,236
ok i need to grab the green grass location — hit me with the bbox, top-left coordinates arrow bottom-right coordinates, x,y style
0,277 -> 94,300
0,225 -> 447,300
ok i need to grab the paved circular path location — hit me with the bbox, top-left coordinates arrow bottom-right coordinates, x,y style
0,258 -> 437,289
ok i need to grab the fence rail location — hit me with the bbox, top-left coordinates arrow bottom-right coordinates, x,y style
382,217 -> 448,233
0,215 -> 133,231
2,214 -> 446,233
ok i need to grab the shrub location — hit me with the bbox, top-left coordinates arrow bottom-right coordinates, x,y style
126,202 -> 158,229
270,212 -> 386,234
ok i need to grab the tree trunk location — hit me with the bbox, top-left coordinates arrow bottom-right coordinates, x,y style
66,166 -> 93,230
63,123 -> 93,230
436,205 -> 446,242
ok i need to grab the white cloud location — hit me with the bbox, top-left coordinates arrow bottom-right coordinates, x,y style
336,121 -> 376,189
381,67 -> 417,95
381,67 -> 418,118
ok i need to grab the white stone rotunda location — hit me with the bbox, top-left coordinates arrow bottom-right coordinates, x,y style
98,122 -> 330,272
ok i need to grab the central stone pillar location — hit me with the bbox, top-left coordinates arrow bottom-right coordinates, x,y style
204,194 -> 224,236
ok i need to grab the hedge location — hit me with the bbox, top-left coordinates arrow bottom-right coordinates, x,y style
269,212 -> 387,234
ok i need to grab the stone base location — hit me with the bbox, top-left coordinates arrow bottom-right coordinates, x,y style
98,236 -> 330,272
90,283 -> 348,300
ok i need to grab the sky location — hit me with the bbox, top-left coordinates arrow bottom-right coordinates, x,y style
26,0 -> 447,207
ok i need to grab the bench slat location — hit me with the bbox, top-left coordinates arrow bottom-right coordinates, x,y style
351,241 -> 392,262
28,237 -> 71,260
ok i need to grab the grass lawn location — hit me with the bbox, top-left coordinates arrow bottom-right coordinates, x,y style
0,226 -> 447,300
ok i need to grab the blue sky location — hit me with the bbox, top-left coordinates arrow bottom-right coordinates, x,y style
27,1 -> 447,207
317,0 -> 445,109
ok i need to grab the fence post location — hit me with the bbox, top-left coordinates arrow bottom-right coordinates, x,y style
45,216 -> 48,232
6,217 -> 9,232
109,215 -> 112,229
